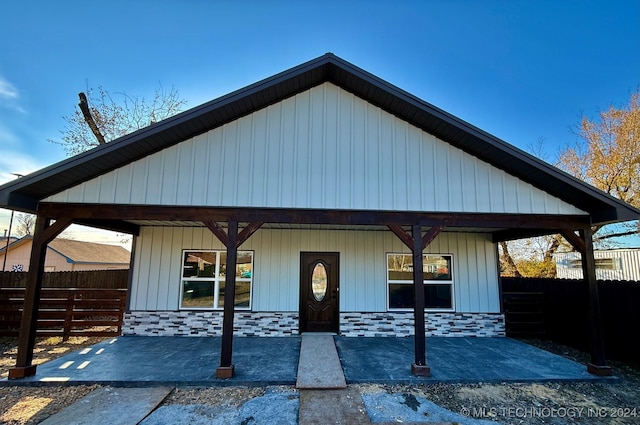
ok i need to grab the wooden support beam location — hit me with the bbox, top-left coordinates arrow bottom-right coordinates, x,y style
39,203 -> 591,230
41,218 -> 73,244
9,215 -> 72,379
560,229 -> 586,254
411,224 -> 430,377
125,234 -> 138,312
236,222 -> 263,248
493,228 -> 563,243
421,226 -> 443,250
387,224 -> 442,376
387,224 -> 413,250
579,227 -> 612,376
217,220 -> 238,379
204,221 -> 229,247
74,219 -> 140,236
204,221 -> 261,378
387,224 -> 444,251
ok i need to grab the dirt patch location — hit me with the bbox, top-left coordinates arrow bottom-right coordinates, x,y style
0,336 -> 107,425
164,386 -> 267,408
0,385 -> 99,425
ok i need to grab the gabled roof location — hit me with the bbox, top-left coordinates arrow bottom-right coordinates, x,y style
0,53 -> 638,225
0,236 -> 131,264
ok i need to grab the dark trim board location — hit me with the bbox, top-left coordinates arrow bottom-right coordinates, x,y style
37,203 -> 592,232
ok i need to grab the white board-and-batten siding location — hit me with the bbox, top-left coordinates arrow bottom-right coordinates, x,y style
45,83 -> 585,216
129,227 -> 499,314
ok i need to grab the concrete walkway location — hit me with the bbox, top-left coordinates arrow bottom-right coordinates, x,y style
299,388 -> 370,424
296,334 -> 353,424
39,387 -> 171,425
296,333 -> 346,389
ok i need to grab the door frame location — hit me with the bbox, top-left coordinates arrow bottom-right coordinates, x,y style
299,252 -> 340,333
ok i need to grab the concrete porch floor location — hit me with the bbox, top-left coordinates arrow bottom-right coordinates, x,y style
1,336 -> 608,387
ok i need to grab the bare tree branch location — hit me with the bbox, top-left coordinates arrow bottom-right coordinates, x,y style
50,85 -> 187,156
78,92 -> 106,145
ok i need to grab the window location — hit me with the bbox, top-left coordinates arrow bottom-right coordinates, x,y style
387,253 -> 454,310
180,250 -> 253,310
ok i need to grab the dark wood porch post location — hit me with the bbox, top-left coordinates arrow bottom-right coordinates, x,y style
9,215 -> 72,379
411,224 -> 430,377
580,227 -> 612,376
216,220 -> 238,378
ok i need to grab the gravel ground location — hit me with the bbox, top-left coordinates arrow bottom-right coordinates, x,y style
1,336 -> 639,424
0,336 -> 105,425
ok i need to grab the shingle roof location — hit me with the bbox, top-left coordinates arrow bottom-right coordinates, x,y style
1,236 -> 130,264
48,238 -> 131,264
0,53 -> 638,225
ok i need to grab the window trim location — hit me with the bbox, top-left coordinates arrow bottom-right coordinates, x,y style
386,252 -> 455,312
179,249 -> 254,311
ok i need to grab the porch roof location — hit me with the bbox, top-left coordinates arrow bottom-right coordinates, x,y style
1,54 -> 638,226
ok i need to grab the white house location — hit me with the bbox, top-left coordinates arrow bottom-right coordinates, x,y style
555,249 -> 640,281
1,54 -> 638,379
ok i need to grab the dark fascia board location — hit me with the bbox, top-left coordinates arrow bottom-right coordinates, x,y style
0,53 -> 638,225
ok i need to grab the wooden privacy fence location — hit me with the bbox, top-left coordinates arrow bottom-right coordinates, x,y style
0,288 -> 127,339
502,277 -> 640,365
0,269 -> 129,289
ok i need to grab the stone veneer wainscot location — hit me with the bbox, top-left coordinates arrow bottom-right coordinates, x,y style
123,311 -> 505,337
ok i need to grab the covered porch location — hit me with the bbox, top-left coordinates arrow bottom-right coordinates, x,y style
6,203 -> 613,379
3,54 -> 636,382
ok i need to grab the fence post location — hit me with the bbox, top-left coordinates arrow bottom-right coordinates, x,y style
63,290 -> 74,341
117,290 -> 126,335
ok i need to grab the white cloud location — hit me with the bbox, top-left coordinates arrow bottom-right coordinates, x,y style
0,75 -> 25,113
0,150 -> 48,185
61,225 -> 133,250
0,76 -> 18,100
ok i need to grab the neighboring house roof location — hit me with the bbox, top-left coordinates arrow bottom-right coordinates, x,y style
0,53 -> 638,225
0,236 -> 130,265
0,236 -> 31,253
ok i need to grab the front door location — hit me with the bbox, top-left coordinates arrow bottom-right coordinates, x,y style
300,252 -> 339,333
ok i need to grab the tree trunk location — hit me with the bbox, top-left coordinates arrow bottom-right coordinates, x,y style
499,241 -> 521,277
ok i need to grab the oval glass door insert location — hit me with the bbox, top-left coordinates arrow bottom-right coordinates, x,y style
312,262 -> 328,301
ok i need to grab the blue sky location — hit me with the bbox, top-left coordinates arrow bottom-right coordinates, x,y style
0,0 -> 638,246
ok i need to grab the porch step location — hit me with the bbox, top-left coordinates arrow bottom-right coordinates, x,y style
296,333 -> 347,389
